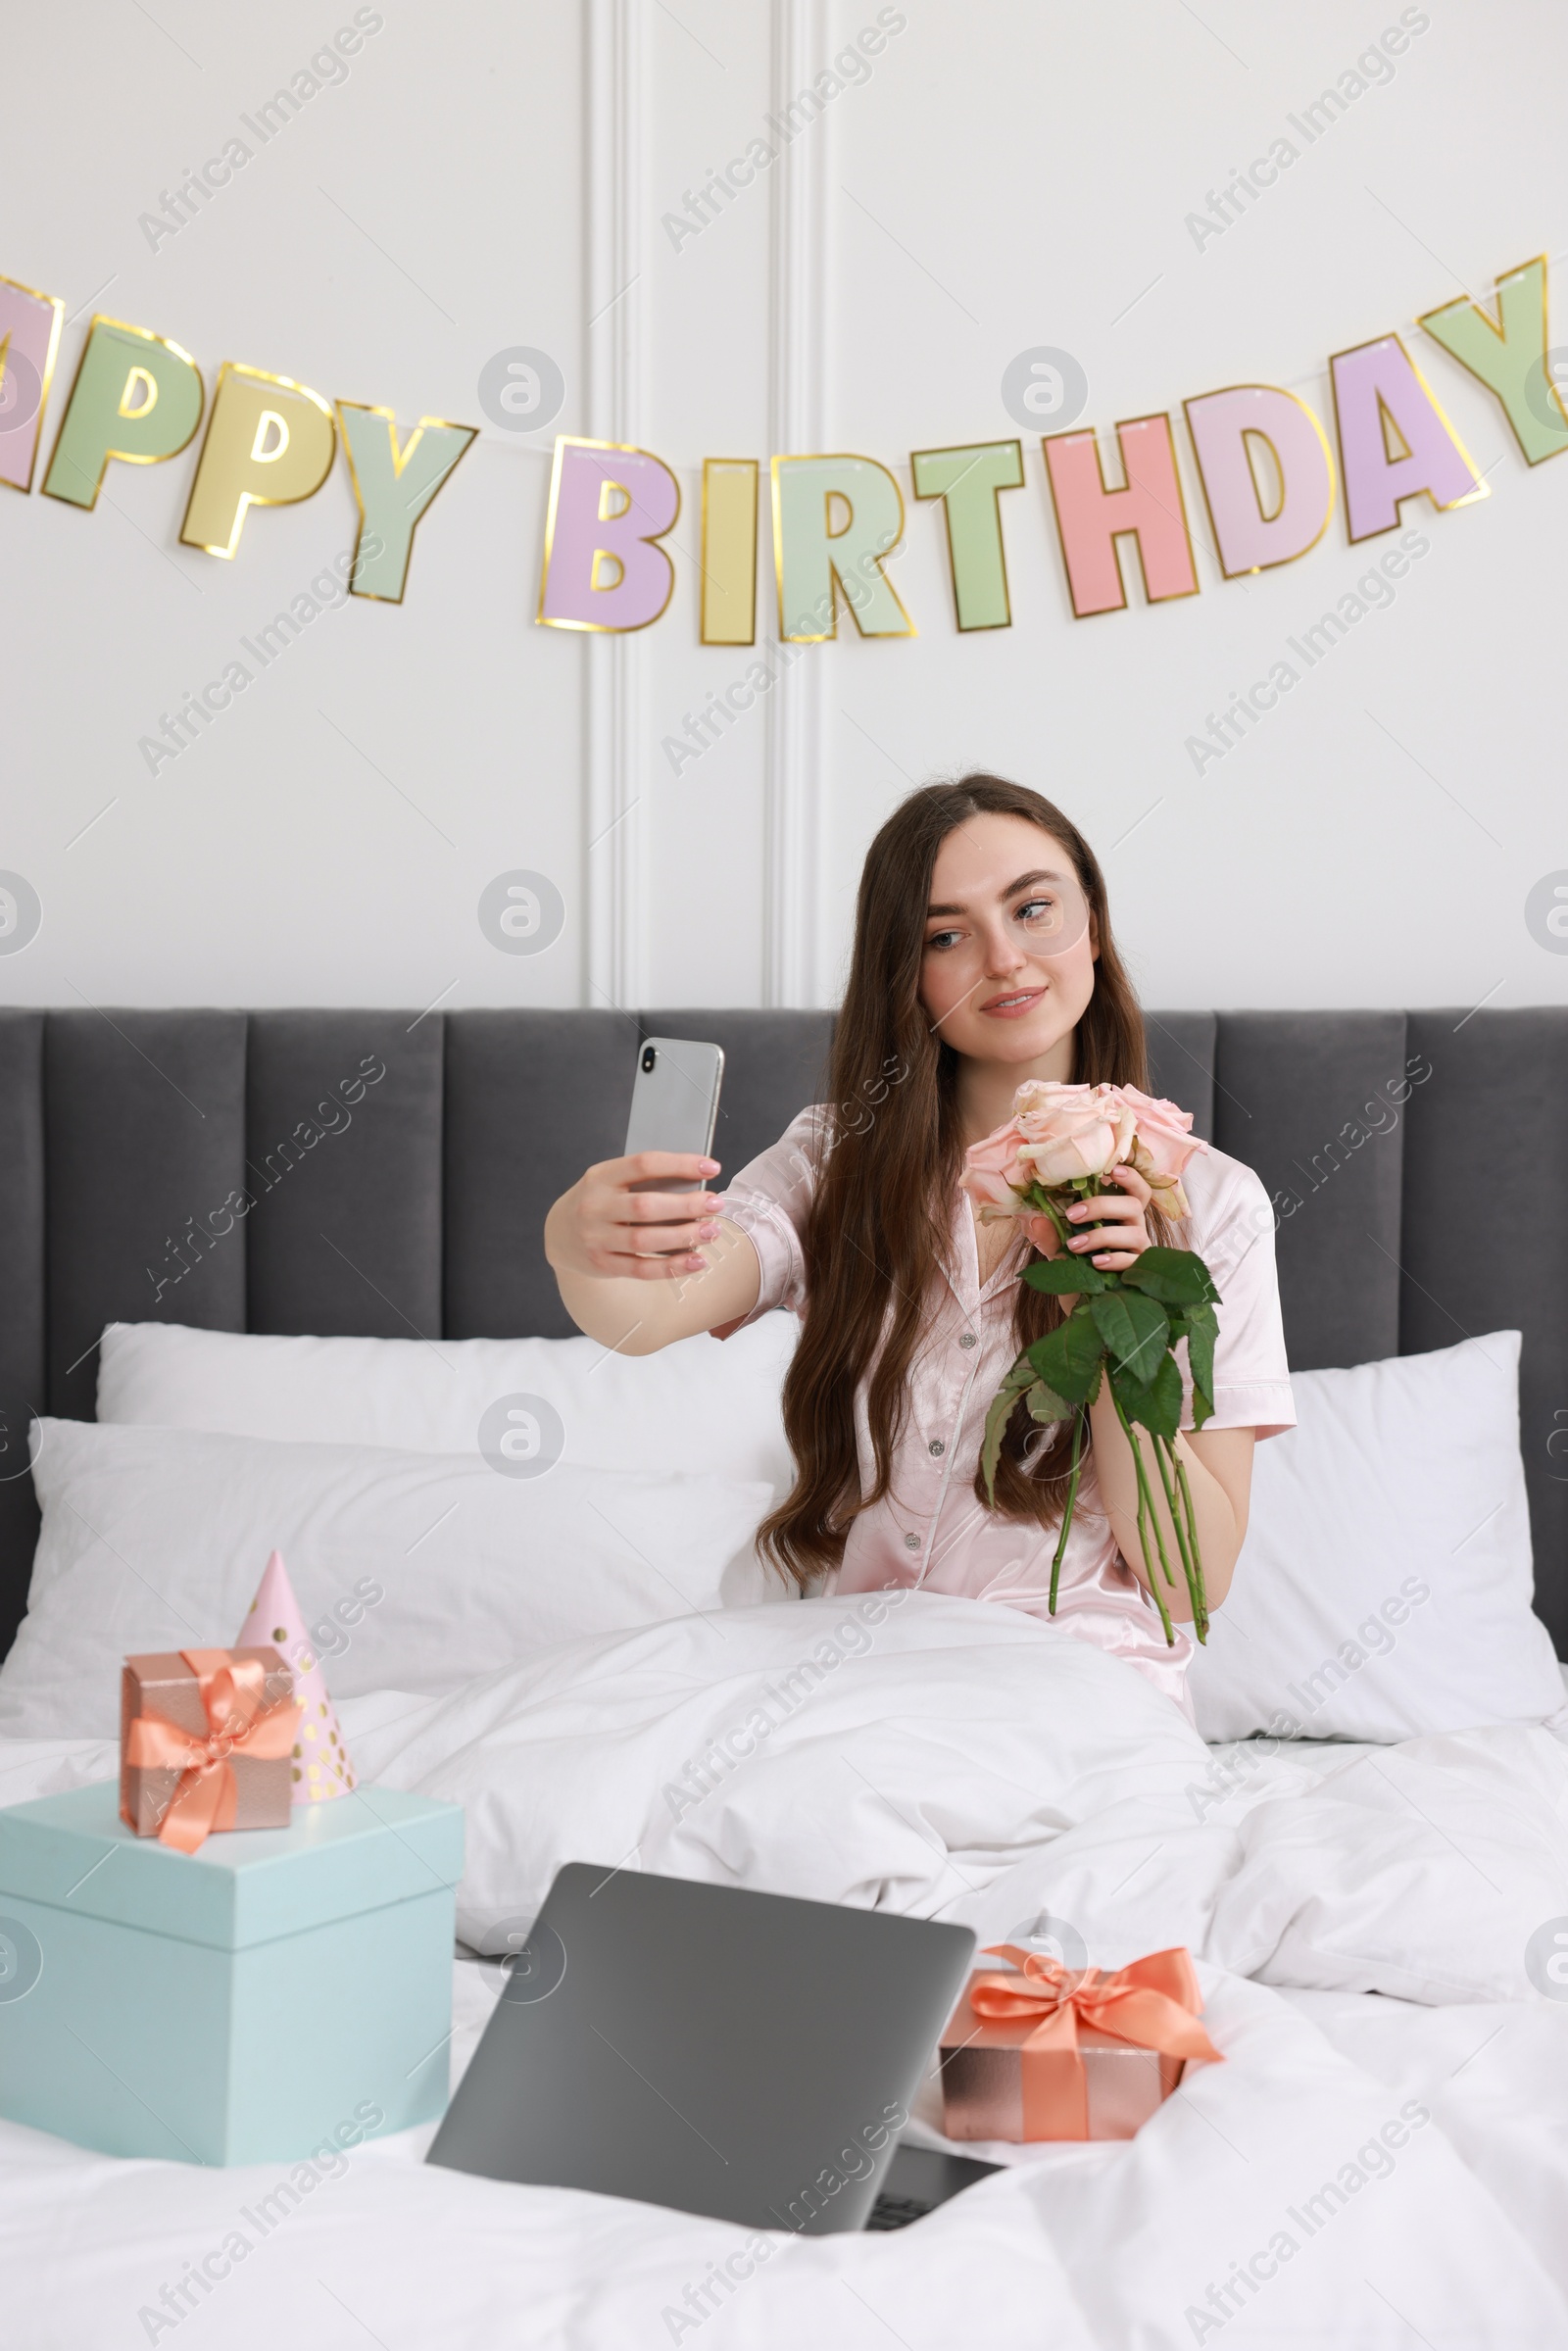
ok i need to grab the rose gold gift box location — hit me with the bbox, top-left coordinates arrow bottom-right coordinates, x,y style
940,1983 -> 1186,2142
936,1942 -> 1224,2142
120,1648 -> 296,1838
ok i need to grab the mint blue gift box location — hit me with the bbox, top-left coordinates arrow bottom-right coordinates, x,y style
0,1781 -> 463,2166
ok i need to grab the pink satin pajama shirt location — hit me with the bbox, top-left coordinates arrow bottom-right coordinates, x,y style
715,1107 -> 1296,1713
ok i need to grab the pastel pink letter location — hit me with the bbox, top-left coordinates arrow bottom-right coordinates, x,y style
1184,385 -> 1335,575
1043,416 -> 1198,616
1331,334 -> 1487,543
0,278 -> 64,493
538,438 -> 680,630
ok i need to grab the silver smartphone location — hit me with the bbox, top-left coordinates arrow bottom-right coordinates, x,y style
623,1037 -> 725,1195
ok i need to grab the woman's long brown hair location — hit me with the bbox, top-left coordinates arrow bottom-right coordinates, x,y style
757,774 -> 1161,1592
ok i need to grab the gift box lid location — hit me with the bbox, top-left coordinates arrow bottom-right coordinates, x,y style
0,1781 -> 463,1952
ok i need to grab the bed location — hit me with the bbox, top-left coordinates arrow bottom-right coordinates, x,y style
2,1003 -> 1567,2350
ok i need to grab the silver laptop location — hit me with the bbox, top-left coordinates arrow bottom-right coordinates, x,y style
426,1863 -> 996,2232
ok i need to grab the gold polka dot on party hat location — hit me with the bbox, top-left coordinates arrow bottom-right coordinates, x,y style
292,1743 -> 301,1759
291,1767 -> 301,1783
319,1701 -> 328,1717
272,1626 -> 286,1641
305,1724 -> 317,1740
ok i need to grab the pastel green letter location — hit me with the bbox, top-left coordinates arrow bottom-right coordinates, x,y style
337,404 -> 479,601
770,454 -> 914,640
911,440 -> 1025,629
1419,257 -> 1566,465
43,318 -> 204,508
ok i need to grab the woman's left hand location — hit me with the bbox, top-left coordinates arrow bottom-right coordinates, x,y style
1062,1163 -> 1154,1272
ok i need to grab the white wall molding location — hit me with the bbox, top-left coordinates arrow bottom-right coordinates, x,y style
763,0 -> 832,1007
582,0 -> 648,1013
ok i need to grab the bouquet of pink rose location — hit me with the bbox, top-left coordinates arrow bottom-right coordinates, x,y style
962,1080 -> 1220,1646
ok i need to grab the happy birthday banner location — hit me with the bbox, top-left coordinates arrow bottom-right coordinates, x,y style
1,253 -> 1562,640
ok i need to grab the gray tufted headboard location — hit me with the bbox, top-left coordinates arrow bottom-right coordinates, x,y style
0,1004 -> 1563,1662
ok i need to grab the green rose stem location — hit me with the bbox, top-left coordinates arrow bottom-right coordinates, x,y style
1108,1384 -> 1178,1647
1151,1430 -> 1207,1641
1063,1180 -> 1187,1644
980,1162 -> 1220,1648
1036,1175 -> 1102,1622
1067,1178 -> 1210,1644
1170,1443 -> 1209,1641
1028,1185 -> 1076,1249
1048,1405 -> 1086,1615
1170,1439 -> 1212,1627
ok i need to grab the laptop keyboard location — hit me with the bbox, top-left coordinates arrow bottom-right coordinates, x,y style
864,2192 -> 933,2231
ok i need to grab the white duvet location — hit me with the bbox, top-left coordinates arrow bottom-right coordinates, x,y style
6,1592 -> 1568,2349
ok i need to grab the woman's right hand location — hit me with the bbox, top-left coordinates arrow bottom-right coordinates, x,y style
543,1152 -> 724,1282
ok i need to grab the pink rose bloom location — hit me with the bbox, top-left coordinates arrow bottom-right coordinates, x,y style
1013,1080 -> 1136,1186
959,1119 -> 1035,1216
1118,1083 -> 1208,1219
1011,1080 -> 1093,1118
1117,1085 -> 1202,1177
961,1079 -> 1209,1227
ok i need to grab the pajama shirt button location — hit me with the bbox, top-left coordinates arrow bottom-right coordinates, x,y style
905,1532 -> 920,1549
928,1440 -> 945,1455
958,1332 -> 977,1348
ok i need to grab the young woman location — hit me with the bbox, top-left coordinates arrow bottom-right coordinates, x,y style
545,775 -> 1294,1713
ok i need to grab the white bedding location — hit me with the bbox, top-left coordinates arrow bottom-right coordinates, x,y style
6,1593 -> 1568,2349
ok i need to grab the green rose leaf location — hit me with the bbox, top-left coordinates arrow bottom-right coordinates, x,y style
1090,1288 -> 1171,1384
1063,1300 -> 1109,1368
979,1354 -> 1035,1503
1025,1309 -> 1105,1406
1120,1247 -> 1221,1308
1022,1254 -> 1112,1296
1025,1378 -> 1072,1425
1109,1350 -> 1183,1442
1179,1300 -> 1218,1427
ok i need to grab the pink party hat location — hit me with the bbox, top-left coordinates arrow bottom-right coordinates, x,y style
233,1549 -> 358,1805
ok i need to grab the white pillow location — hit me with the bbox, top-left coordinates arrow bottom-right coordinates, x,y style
0,1420 -> 774,1739
96,1314 -> 797,1493
1188,1332 -> 1563,1742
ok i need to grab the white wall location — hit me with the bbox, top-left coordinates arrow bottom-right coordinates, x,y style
5,0 -> 1566,1014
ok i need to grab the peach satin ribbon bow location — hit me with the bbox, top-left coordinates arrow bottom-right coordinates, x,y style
124,1648 -> 302,1854
969,1943 -> 1223,2139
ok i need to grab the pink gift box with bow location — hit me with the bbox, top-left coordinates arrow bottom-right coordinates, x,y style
120,1646 -> 301,1853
